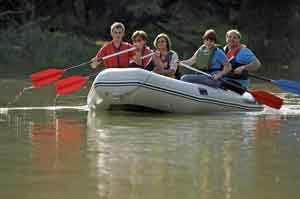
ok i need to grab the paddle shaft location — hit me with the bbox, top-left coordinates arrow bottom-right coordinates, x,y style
67,47 -> 136,71
66,60 -> 93,71
30,47 -> 137,87
179,63 -> 283,109
248,72 -> 300,95
179,63 -> 246,94
248,73 -> 272,82
226,56 -> 271,83
129,52 -> 155,64
100,47 -> 136,61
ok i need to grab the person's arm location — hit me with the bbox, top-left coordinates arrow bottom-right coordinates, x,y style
211,50 -> 232,80
91,46 -> 105,69
153,50 -> 165,73
179,49 -> 198,65
143,47 -> 154,67
213,58 -> 232,80
130,50 -> 142,65
90,57 -> 100,69
235,58 -> 261,74
131,47 -> 153,68
233,48 -> 261,74
127,43 -> 137,64
162,53 -> 178,77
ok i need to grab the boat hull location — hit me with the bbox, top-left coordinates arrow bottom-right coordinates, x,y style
87,68 -> 263,113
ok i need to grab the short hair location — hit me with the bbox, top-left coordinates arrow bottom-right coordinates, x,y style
131,30 -> 148,41
202,29 -> 217,42
110,22 -> 125,33
226,29 -> 242,40
153,33 -> 171,51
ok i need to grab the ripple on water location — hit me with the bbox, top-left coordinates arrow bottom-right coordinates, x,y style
0,105 -> 89,112
252,104 -> 300,116
246,91 -> 300,116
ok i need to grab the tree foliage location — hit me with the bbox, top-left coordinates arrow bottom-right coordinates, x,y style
1,0 -> 300,68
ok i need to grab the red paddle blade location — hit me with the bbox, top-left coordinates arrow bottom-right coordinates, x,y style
30,68 -> 64,87
250,90 -> 283,109
54,76 -> 88,95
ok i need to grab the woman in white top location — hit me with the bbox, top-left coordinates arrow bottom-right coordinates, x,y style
152,33 -> 179,78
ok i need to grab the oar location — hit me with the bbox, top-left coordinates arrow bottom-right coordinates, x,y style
129,51 -> 155,64
248,73 -> 300,95
54,75 -> 92,95
29,47 -> 136,87
55,52 -> 154,95
179,63 -> 283,109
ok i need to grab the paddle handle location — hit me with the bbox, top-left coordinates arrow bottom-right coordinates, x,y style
248,73 -> 272,82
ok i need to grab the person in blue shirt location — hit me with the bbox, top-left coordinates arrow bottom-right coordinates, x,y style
223,29 -> 261,88
179,29 -> 231,86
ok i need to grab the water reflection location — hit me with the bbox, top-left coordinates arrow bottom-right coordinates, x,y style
0,102 -> 300,198
30,117 -> 83,171
0,108 -> 100,199
85,109 -> 300,199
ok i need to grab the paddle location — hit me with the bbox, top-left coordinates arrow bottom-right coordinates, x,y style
179,63 -> 283,109
29,47 -> 136,87
129,51 -> 155,64
55,52 -> 154,95
54,75 -> 91,95
248,73 -> 300,95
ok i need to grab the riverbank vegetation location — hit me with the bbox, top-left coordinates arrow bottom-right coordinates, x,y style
0,27 -> 98,75
1,0 -> 300,78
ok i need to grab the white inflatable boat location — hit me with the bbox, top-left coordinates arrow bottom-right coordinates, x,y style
87,68 -> 263,113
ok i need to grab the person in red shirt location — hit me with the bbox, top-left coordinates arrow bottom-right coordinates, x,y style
91,22 -> 135,68
129,30 -> 153,69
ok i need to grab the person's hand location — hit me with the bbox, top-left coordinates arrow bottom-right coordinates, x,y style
153,67 -> 162,74
133,43 -> 142,50
154,50 -> 161,58
132,53 -> 142,65
212,73 -> 221,81
90,57 -> 100,69
178,60 -> 189,66
234,65 -> 246,75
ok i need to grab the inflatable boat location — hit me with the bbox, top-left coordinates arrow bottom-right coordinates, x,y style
87,68 -> 263,113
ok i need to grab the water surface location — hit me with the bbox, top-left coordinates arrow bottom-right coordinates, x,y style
1,78 -> 300,199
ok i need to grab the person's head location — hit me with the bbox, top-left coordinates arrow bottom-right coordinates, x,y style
131,30 -> 148,49
153,33 -> 171,51
202,29 -> 217,49
110,22 -> 125,42
226,29 -> 241,48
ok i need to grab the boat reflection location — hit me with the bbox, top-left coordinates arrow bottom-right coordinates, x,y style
86,107 -> 300,199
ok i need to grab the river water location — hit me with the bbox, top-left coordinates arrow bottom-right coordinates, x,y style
0,78 -> 300,199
